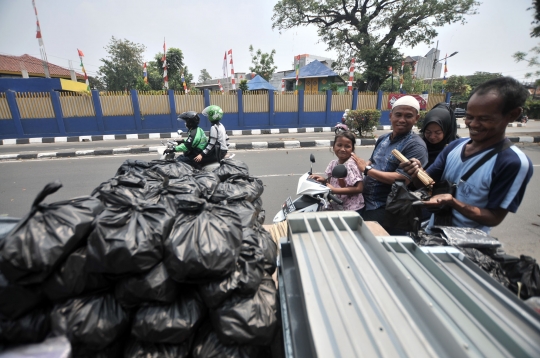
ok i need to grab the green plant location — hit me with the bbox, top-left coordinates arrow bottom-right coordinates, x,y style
239,79 -> 249,92
415,110 -> 428,129
345,109 -> 381,137
523,99 -> 540,118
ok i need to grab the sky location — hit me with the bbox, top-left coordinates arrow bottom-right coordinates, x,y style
0,0 -> 539,83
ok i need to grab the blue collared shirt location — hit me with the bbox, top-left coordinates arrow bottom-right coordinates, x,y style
363,131 -> 428,210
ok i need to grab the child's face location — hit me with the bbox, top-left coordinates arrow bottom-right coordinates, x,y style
333,136 -> 354,163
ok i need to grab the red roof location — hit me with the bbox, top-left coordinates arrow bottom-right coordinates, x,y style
0,54 -> 84,79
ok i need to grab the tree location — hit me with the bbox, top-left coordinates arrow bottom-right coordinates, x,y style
272,0 -> 479,91
513,2 -> 540,79
198,69 -> 212,83
153,48 -> 193,91
466,71 -> 502,91
444,75 -> 470,101
248,45 -> 278,81
239,79 -> 249,92
88,76 -> 105,91
98,37 -> 146,91
379,65 -> 424,93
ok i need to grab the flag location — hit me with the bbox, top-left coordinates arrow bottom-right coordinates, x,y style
399,61 -> 404,89
443,54 -> 448,85
181,72 -> 188,93
281,79 -> 285,93
77,49 -> 90,91
162,38 -> 168,89
32,0 -> 50,78
348,58 -> 355,92
295,55 -> 300,92
228,49 -> 236,90
218,80 -> 224,94
222,51 -> 228,79
143,62 -> 148,84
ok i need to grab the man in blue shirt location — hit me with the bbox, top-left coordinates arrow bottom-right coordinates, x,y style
402,77 -> 533,234
353,95 -> 428,234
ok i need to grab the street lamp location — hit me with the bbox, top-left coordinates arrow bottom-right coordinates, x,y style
430,51 -> 458,93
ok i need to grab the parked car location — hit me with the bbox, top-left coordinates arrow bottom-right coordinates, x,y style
454,108 -> 466,118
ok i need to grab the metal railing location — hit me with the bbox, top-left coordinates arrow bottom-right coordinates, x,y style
16,92 -> 55,119
59,92 -> 95,117
0,93 -> 12,119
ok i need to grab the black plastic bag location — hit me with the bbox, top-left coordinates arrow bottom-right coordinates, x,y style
253,224 -> 278,275
210,180 -> 249,203
131,287 -> 206,344
227,200 -> 258,229
459,248 -> 510,287
0,306 -> 50,345
0,181 -> 103,285
143,175 -> 202,216
164,203 -> 242,283
191,323 -> 261,358
236,176 -> 264,203
385,180 -> 426,233
43,246 -> 111,302
0,336 -> 72,358
0,266 -> 45,320
412,230 -> 448,246
150,160 -> 194,178
50,293 -> 129,352
257,210 -> 266,225
252,197 -> 263,213
115,262 -> 180,308
504,255 -> 540,300
431,226 -> 502,249
87,191 -> 172,276
211,276 -> 278,346
115,159 -> 153,177
124,337 -> 192,358
192,171 -> 220,200
91,174 -> 147,206
198,230 -> 265,309
213,158 -> 250,181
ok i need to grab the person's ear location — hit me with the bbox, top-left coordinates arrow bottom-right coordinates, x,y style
506,107 -> 522,123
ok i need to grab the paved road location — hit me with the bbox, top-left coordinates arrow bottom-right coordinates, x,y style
0,146 -> 538,259
1,121 -> 539,155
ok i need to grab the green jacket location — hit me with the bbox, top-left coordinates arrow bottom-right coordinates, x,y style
175,127 -> 208,154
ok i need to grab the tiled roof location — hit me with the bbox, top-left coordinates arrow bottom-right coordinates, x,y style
0,54 -> 84,79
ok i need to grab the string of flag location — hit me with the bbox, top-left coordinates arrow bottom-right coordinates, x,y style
348,58 -> 355,92
77,49 -> 90,91
222,51 -> 228,90
228,49 -> 236,90
162,38 -> 168,90
32,0 -> 50,78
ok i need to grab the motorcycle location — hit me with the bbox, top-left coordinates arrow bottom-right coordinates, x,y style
157,130 -> 234,172
334,110 -> 350,134
273,154 -> 346,223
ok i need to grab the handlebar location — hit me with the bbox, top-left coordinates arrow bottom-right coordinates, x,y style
328,193 -> 343,205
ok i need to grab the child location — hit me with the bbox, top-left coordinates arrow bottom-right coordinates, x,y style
310,131 -> 364,213
165,111 -> 207,166
194,105 -> 229,167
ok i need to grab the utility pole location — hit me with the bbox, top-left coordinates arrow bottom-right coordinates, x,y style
429,41 -> 439,94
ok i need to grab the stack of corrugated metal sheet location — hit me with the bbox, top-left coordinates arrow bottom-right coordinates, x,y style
278,211 -> 540,358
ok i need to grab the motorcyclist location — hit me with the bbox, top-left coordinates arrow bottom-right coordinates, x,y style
194,105 -> 229,167
164,111 -> 208,165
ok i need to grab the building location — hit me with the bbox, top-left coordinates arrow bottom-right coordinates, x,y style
403,48 -> 442,79
0,54 -> 84,81
283,60 -> 346,93
194,73 -> 247,91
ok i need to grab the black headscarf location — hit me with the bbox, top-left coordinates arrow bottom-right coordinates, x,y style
420,104 -> 458,168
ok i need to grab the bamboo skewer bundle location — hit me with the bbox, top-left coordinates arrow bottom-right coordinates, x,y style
391,149 -> 434,186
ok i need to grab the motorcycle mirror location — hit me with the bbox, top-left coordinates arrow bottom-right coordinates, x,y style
331,164 -> 348,179
177,129 -> 183,135
310,154 -> 315,163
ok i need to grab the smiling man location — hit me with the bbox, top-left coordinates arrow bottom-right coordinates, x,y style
402,77 -> 533,234
352,95 -> 428,234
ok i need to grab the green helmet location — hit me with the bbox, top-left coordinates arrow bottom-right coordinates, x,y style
201,105 -> 223,122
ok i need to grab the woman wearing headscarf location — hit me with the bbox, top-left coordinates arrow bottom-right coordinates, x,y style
420,103 -> 458,168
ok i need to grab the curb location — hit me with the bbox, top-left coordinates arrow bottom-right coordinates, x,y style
0,127 -> 334,146
1,137 -> 538,161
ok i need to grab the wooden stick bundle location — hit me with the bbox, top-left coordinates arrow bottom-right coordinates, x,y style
391,149 -> 434,186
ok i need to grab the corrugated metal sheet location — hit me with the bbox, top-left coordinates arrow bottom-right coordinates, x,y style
279,211 -> 540,358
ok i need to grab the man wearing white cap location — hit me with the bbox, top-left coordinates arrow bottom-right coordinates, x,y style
352,95 -> 428,234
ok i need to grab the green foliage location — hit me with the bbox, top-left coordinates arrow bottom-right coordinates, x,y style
153,48 -> 193,91
523,98 -> 540,118
530,0 -> 540,38
239,79 -> 249,92
415,110 -> 428,129
198,69 -> 212,83
272,0 -> 479,91
88,76 -> 105,91
98,37 -> 146,91
329,83 -> 340,92
466,71 -> 503,90
344,109 -> 381,138
379,65 -> 425,93
248,45 -> 278,81
444,75 -> 471,102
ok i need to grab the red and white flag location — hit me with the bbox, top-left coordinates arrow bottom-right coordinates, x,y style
162,39 -> 168,89
281,79 -> 285,93
222,51 -> 228,80
348,58 -> 355,92
218,80 -> 224,94
77,49 -> 90,91
228,49 -> 236,90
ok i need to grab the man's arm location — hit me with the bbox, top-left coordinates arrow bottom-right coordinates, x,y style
423,194 -> 509,226
351,153 -> 409,185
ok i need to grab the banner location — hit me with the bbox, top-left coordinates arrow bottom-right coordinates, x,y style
388,94 -> 428,110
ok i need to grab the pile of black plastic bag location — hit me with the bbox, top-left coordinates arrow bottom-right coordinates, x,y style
0,158 -> 280,357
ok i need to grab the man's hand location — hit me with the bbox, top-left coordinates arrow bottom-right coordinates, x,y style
421,194 -> 454,207
175,139 -> 184,145
399,158 -> 423,179
351,153 -> 366,172
194,154 -> 203,162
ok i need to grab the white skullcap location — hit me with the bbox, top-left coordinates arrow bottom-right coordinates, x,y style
392,95 -> 420,111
